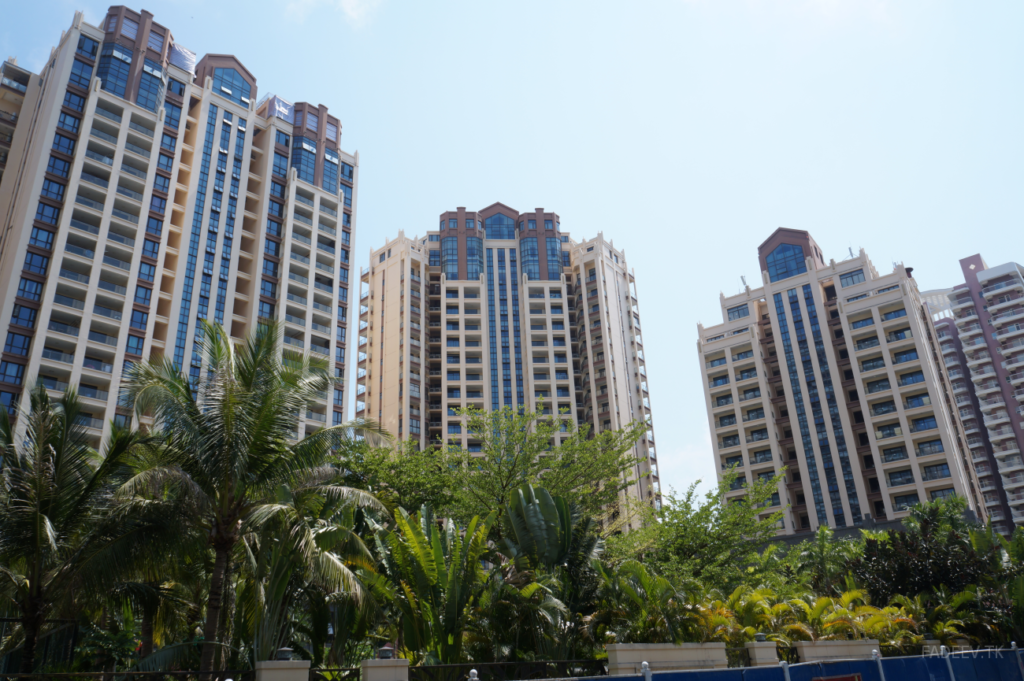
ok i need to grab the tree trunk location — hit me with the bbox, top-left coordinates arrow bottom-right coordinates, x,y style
140,609 -> 154,659
200,544 -> 231,673
18,612 -> 42,674
216,554 -> 236,671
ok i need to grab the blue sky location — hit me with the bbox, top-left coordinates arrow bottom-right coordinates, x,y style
4,0 -> 1022,498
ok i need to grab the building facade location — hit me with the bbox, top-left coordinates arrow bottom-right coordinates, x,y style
696,229 -> 984,536
0,7 -> 357,442
356,204 -> 660,515
939,256 -> 1024,534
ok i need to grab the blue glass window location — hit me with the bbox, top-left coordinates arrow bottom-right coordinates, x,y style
136,59 -> 164,112
466,237 -> 483,280
484,213 -> 516,239
168,78 -> 186,96
35,202 -> 60,225
63,91 -> 85,112
23,252 -> 49,275
839,269 -> 865,287
96,43 -> 132,98
142,239 -> 159,258
46,156 -> 70,178
212,68 -> 251,106
126,335 -> 145,355
11,305 -> 36,328
41,179 -> 65,201
157,154 -> 173,172
29,228 -> 53,249
0,361 -> 25,385
164,102 -> 182,130
520,238 -> 540,280
57,113 -> 80,134
68,60 -> 93,88
130,310 -> 149,330
323,148 -> 339,193
728,304 -> 749,321
546,237 -> 561,280
441,237 -> 459,280
291,136 -> 317,183
272,152 -> 288,177
147,216 -> 163,236
339,182 -> 352,207
138,262 -> 155,282
429,250 -> 440,267
275,131 -> 290,146
52,134 -> 75,155
341,162 -> 354,182
4,332 -> 30,356
77,35 -> 99,59
766,243 -> 807,282
135,285 -> 151,306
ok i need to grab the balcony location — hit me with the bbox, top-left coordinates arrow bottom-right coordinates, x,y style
982,279 -> 1024,298
995,323 -> 1024,340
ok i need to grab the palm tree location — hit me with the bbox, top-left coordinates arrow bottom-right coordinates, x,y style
0,386 -> 161,672
794,526 -> 859,595
121,321 -> 385,671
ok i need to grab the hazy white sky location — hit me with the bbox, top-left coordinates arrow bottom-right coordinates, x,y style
5,0 -> 1022,497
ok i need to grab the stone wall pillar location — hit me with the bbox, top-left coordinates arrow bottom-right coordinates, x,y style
744,641 -> 780,667
255,660 -> 311,681
360,658 -> 410,681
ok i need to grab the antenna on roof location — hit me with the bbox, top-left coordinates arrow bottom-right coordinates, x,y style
848,247 -> 855,260
741,275 -> 747,287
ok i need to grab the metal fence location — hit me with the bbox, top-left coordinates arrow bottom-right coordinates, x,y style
775,646 -> 799,664
724,649 -> 750,668
408,660 -> 606,681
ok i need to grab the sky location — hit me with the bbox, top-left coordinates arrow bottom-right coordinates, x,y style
3,0 -> 1022,498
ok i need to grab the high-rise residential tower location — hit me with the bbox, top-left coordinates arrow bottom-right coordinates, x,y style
938,256 -> 1024,534
696,229 -> 984,536
356,204 -> 660,515
0,7 -> 357,441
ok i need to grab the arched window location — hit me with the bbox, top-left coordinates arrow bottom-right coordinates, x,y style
484,213 -> 516,240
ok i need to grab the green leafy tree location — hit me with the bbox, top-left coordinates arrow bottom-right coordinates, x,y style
445,405 -> 647,523
373,506 -> 495,663
793,526 -> 861,595
606,470 -> 785,590
341,440 -> 463,517
122,321 -> 384,671
0,386 -> 162,672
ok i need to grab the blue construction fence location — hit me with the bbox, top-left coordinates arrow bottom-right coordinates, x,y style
578,648 -> 1024,681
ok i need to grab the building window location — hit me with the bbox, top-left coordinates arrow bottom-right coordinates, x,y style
157,154 -> 173,172
68,59 -> 93,88
167,77 -> 185,96
41,180 -> 65,201
765,243 -> 806,283
121,16 -> 138,38
545,219 -> 553,230
164,102 -> 182,130
147,29 -> 165,52
126,335 -> 145,355
930,488 -> 956,501
484,213 -> 516,239
212,67 -> 251,106
77,35 -> 99,58
429,250 -> 440,266
258,301 -> 275,319
339,183 -> 352,207
839,269 -> 866,287
29,227 -> 54,249
130,310 -> 149,330
135,285 -> 152,306
4,333 -> 30,356
441,237 -> 459,281
273,152 -> 288,177
55,112 -> 80,136
63,91 -> 85,112
306,111 -> 319,132
264,261 -> 280,278
520,238 -> 540,280
528,219 -> 537,230
291,136 -> 317,183
136,59 -> 164,112
160,133 -> 176,152
922,463 -> 951,481
150,196 -> 167,214
918,439 -> 944,456
96,43 -> 132,98
888,469 -> 915,487
727,304 -> 749,321
893,493 -> 920,511
138,262 -> 156,282
52,133 -> 75,155
466,237 -> 484,280
323,148 -> 339,193
23,252 -> 49,275
17,278 -> 42,301
11,305 -> 36,328
142,239 -> 159,258
0,361 -> 25,385
341,162 -> 354,182
545,237 -> 561,280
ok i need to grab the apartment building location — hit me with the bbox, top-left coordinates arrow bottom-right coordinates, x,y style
696,228 -> 984,536
0,7 -> 357,442
356,204 -> 660,514
938,256 -> 1024,534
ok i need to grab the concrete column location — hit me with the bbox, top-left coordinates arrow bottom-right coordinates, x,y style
254,660 -> 311,681
360,658 -> 409,681
745,641 -> 780,667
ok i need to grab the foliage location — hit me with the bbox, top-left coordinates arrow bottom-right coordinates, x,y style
341,439 -> 463,517
445,405 -> 648,523
606,470 -> 785,589
373,506 -> 495,664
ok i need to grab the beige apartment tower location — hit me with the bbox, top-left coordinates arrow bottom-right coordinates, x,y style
0,7 -> 357,440
357,204 -> 660,512
697,229 -> 984,536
